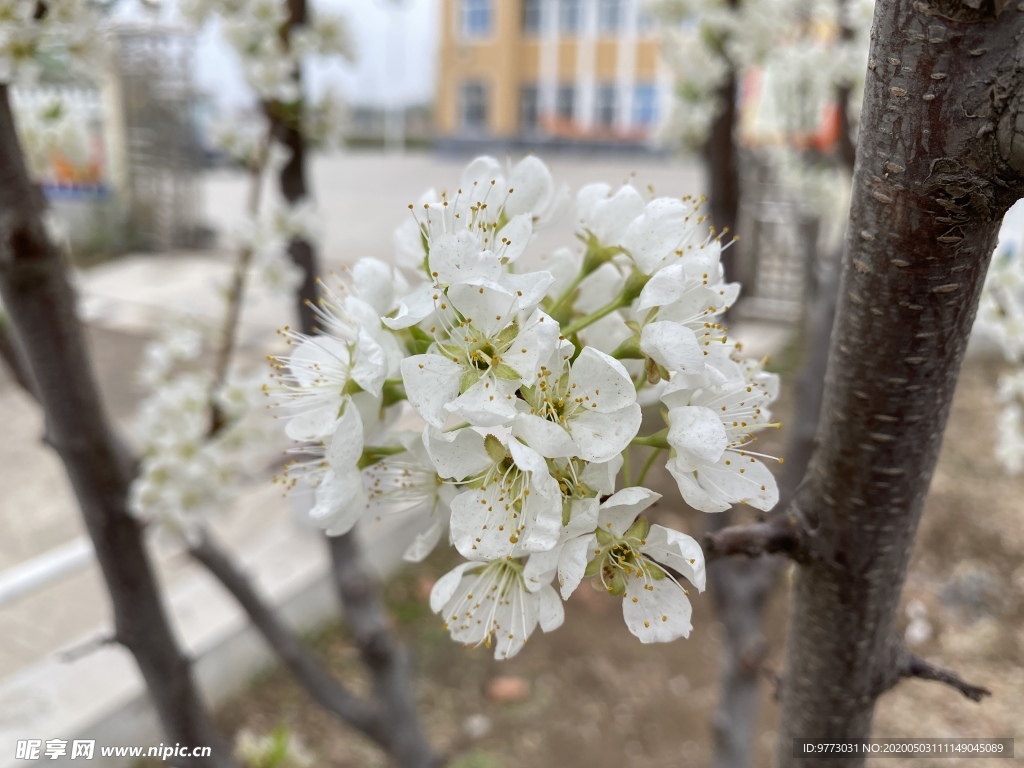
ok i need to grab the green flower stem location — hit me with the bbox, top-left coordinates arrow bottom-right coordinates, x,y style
632,429 -> 669,449
358,445 -> 406,469
636,446 -> 664,486
546,271 -> 586,319
622,445 -> 632,487
561,295 -> 629,336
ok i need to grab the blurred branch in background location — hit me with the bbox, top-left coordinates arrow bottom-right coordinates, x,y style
0,82 -> 237,768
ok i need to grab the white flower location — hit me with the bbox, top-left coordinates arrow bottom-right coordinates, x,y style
554,487 -> 705,643
425,429 -> 563,561
430,559 -> 564,659
662,361 -> 781,513
513,345 -> 642,463
401,289 -> 560,427
576,183 -> 646,247
362,433 -> 457,562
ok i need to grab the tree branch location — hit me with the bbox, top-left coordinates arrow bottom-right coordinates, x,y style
188,532 -> 392,745
899,654 -> 991,703
0,84 -> 236,768
703,516 -> 801,562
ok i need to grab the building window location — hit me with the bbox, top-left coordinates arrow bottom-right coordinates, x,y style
632,83 -> 658,126
556,84 -> 576,121
595,84 -> 617,128
520,85 -> 540,132
461,0 -> 492,37
522,0 -> 542,33
597,0 -> 623,33
461,81 -> 489,132
637,9 -> 656,33
559,0 -> 581,34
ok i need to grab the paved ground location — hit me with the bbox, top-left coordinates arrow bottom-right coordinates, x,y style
0,148 -> 791,681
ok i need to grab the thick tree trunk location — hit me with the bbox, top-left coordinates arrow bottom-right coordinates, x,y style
774,5 -> 1024,766
705,68 -> 741,284
0,85 -> 235,767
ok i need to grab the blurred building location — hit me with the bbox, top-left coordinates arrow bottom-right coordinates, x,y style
435,0 -> 672,148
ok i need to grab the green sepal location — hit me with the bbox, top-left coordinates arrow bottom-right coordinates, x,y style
595,527 -> 615,546
484,434 -> 507,464
624,320 -> 642,335
606,571 -> 626,596
611,336 -> 644,360
460,368 -> 481,393
623,516 -> 650,542
492,363 -> 521,381
584,555 -> 604,578
496,317 -> 520,346
648,563 -> 667,581
436,342 -> 464,361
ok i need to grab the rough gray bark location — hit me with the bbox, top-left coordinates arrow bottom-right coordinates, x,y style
0,85 -> 236,768
774,4 -> 1024,766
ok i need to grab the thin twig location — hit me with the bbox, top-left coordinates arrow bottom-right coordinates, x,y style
901,654 -> 992,703
208,133 -> 272,436
188,531 -> 392,744
703,516 -> 800,563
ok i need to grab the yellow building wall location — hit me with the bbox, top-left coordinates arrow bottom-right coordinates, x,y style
436,1 -> 664,139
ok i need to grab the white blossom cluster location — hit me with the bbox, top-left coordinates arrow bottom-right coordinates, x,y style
977,203 -> 1024,474
649,0 -> 874,149
178,0 -> 351,105
129,324 -> 266,540
227,197 -> 320,296
0,0 -> 100,85
9,93 -> 91,180
266,155 -> 783,658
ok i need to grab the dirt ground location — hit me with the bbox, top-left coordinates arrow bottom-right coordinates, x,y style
212,357 -> 1023,768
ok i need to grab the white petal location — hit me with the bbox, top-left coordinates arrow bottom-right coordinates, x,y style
311,467 -> 367,535
447,374 -> 519,426
623,197 -> 697,274
693,453 -> 779,512
351,327 -> 388,395
568,346 -> 637,413
500,269 -> 556,310
502,309 -> 561,384
540,247 -> 582,298
429,561 -> 477,613
506,155 -> 555,218
622,575 -> 693,643
638,263 -> 689,310
643,525 -> 706,592
429,230 -> 501,285
423,426 -> 491,480
523,547 -> 560,586
589,185 -> 645,244
495,213 -> 533,263
641,322 -> 704,374
512,414 -> 578,458
403,519 -> 444,563
667,406 -> 728,464
580,454 -> 622,495
564,497 -> 600,538
598,487 -> 661,536
569,404 -> 642,463
557,535 -> 595,599
401,354 -> 463,428
383,282 -> 438,329
326,402 -> 364,470
351,257 -> 397,315
537,584 -> 565,633
287,335 -> 350,387
393,217 -> 426,271
284,402 -> 340,441
666,455 -> 732,513
446,281 -> 517,338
